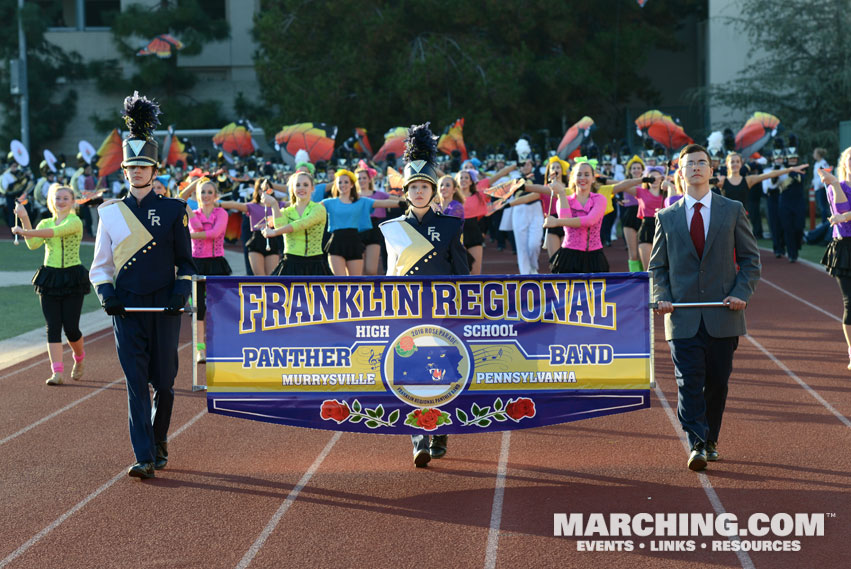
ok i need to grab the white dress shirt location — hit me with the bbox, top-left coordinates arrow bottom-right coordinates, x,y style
683,190 -> 712,240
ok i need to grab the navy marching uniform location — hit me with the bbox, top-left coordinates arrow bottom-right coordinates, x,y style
381,208 -> 469,278
380,123 -> 469,467
90,93 -> 196,479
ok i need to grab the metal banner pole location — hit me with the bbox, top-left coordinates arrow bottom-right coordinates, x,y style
192,275 -> 199,392
648,276 -> 656,389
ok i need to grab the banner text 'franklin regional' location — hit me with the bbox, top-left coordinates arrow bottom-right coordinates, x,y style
238,279 -> 616,333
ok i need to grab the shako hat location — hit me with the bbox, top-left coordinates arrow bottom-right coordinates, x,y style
121,91 -> 161,168
402,123 -> 439,189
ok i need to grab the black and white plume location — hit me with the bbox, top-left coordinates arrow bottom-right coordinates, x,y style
122,91 -> 161,141
403,123 -> 438,165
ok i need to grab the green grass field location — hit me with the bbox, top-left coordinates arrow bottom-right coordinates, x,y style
1,240 -> 95,271
0,241 -> 101,341
756,238 -> 826,266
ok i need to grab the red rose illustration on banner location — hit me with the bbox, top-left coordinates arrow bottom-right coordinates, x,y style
506,398 -> 536,420
399,335 -> 414,352
405,407 -> 452,430
414,408 -> 441,430
320,400 -> 350,423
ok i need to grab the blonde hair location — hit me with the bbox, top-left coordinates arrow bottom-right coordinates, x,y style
333,170 -> 359,200
287,171 -> 315,203
838,147 -> 851,184
46,184 -> 76,217
437,175 -> 464,204
568,162 -> 600,194
195,178 -> 218,203
725,152 -> 742,170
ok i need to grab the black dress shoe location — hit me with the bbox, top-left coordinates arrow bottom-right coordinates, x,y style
430,435 -> 448,459
413,449 -> 431,468
705,441 -> 719,462
688,443 -> 707,471
155,441 -> 168,470
128,462 -> 155,479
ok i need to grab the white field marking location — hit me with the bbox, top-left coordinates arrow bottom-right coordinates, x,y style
0,342 -> 191,446
0,408 -> 206,569
0,328 -> 114,382
653,385 -> 755,569
483,431 -> 511,569
745,335 -> 851,429
235,432 -> 342,569
760,277 -> 841,323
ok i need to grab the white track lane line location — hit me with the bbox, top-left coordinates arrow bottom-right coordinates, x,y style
0,342 -> 191,447
483,431 -> 511,569
0,329 -> 114,382
235,431 -> 342,569
653,385 -> 755,569
745,335 -> 851,429
760,278 -> 841,323
0,408 -> 207,569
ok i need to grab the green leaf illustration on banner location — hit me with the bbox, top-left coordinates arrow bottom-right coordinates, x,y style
457,397 -> 536,428
394,334 -> 418,357
319,399 -> 400,429
405,407 -> 452,431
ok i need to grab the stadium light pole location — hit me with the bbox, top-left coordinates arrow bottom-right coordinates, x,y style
17,0 -> 30,151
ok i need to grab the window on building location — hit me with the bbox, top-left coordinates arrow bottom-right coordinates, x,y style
84,0 -> 120,28
32,0 -> 74,28
180,0 -> 227,22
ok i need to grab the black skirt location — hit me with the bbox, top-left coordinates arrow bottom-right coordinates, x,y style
638,217 -> 657,244
32,265 -> 91,297
325,228 -> 365,260
463,216 -> 484,248
822,237 -> 851,277
621,205 -> 641,231
245,230 -> 283,256
273,254 -> 331,276
194,256 -> 232,276
549,248 -> 610,274
547,226 -> 565,240
359,218 -> 384,247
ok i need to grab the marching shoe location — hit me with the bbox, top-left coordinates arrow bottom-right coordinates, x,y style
154,441 -> 168,470
71,360 -> 84,381
128,462 -> 155,479
413,448 -> 431,468
688,443 -> 707,471
705,441 -> 720,462
45,373 -> 63,386
429,435 -> 448,459
196,351 -> 206,364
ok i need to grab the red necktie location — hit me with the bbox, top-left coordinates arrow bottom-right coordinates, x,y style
691,202 -> 705,258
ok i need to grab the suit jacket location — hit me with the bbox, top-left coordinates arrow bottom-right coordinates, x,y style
648,193 -> 761,341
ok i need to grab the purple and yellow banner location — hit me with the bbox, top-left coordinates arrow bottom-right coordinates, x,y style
205,274 -> 651,434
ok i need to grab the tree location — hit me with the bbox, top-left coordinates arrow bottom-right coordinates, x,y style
253,0 -> 702,154
708,0 -> 851,157
89,0 -> 230,132
0,2 -> 86,155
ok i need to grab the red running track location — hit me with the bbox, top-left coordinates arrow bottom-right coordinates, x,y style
1,238 -> 849,569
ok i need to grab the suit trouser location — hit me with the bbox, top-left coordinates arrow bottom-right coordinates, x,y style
411,434 -> 447,452
512,202 -> 544,275
113,288 -> 181,463
668,319 -> 738,450
765,191 -> 783,254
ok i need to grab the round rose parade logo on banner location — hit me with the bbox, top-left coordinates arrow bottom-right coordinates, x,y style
384,324 -> 472,409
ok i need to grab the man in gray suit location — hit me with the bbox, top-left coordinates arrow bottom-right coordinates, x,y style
649,144 -> 761,471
